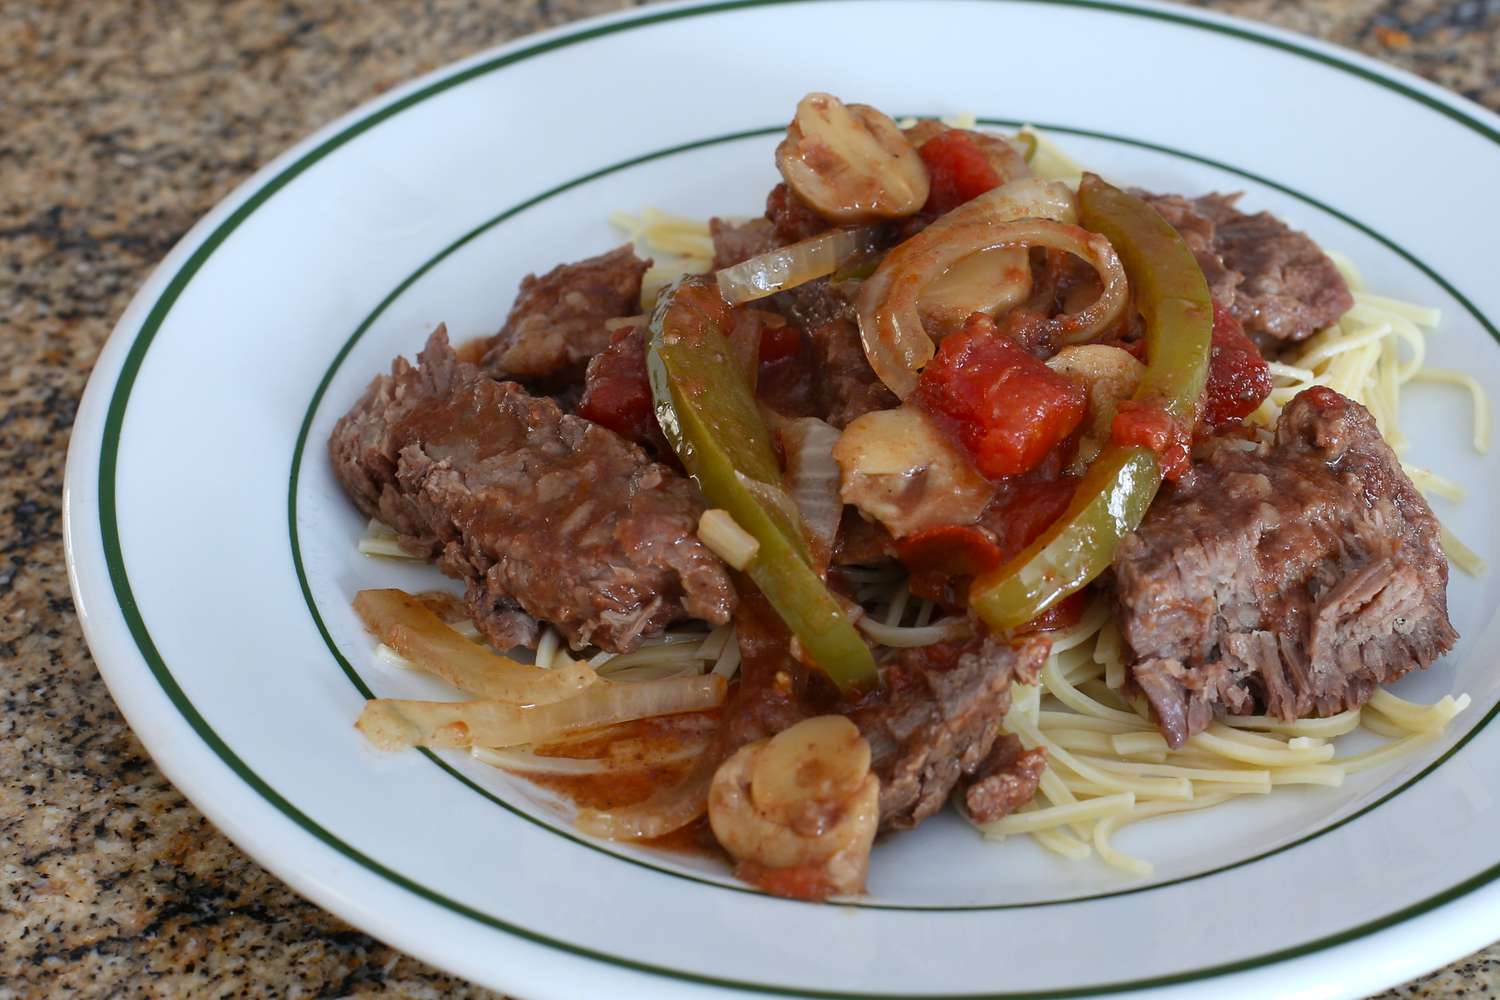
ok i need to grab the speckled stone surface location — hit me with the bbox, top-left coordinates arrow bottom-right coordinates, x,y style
3,1 -> 1496,997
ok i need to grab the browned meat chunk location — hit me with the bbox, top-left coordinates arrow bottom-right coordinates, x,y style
329,327 -> 735,652
481,245 -> 649,387
847,635 -> 1049,830
1114,387 -> 1457,747
1137,193 -> 1243,306
961,734 -> 1047,824
709,216 -> 779,270
808,318 -> 898,428
1141,192 -> 1352,343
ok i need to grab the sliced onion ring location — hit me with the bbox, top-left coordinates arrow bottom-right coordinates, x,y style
716,226 -> 882,304
574,743 -> 723,840
856,179 -> 1126,398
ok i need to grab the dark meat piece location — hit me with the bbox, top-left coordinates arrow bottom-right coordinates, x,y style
766,182 -> 831,244
329,327 -> 735,652
577,324 -> 672,456
1138,192 -> 1244,307
481,245 -> 649,387
1141,192 -> 1352,344
709,216 -> 780,270
807,318 -> 898,428
961,734 -> 1047,824
1114,387 -> 1456,747
722,595 -> 1047,831
832,510 -> 898,569
847,635 -> 1049,830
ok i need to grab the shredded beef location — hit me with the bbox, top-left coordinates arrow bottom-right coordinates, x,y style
329,327 -> 735,652
808,318 -> 898,428
723,598 -> 1047,830
961,734 -> 1047,824
1141,192 -> 1352,344
480,245 -> 649,388
846,635 -> 1049,830
709,216 -> 780,270
1113,387 -> 1456,747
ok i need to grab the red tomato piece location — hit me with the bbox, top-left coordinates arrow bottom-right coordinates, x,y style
1202,302 -> 1273,429
897,524 -> 1006,579
757,321 -> 803,364
578,326 -> 667,452
915,315 -> 1087,479
1015,591 -> 1088,634
918,130 -> 1003,215
983,477 -> 1079,562
1111,400 -> 1192,480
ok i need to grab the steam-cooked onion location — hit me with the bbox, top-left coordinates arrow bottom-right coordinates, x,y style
855,178 -> 1128,398
778,417 -> 844,570
717,226 -> 882,304
354,589 -> 596,704
355,674 -> 727,751
574,744 -> 723,840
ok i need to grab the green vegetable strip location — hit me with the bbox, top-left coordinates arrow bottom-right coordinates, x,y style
970,174 -> 1213,632
647,277 -> 878,693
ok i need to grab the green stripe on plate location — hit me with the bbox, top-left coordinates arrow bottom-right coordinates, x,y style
98,0 -> 1500,995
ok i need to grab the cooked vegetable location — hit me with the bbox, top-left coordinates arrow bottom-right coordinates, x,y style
855,177 -> 1125,398
914,315 -> 1088,478
574,744 -> 724,840
708,716 -> 880,897
776,93 -> 929,222
716,226 -> 882,304
919,247 -> 1032,329
355,674 -> 726,751
778,417 -> 844,571
698,509 -> 761,571
647,277 -> 878,692
353,589 -> 596,704
750,715 -> 871,822
969,174 -> 1214,631
1047,344 -> 1146,467
833,405 -> 993,538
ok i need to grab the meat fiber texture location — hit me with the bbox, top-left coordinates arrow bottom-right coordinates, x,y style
847,635 -> 1049,830
1114,387 -> 1457,747
328,327 -> 735,653
1141,191 -> 1353,345
481,244 -> 649,389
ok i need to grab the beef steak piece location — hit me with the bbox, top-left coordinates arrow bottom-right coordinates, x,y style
722,596 -> 1047,831
1141,192 -> 1353,344
329,327 -> 735,652
1114,387 -> 1457,747
480,244 -> 649,388
846,635 -> 1049,830
808,317 -> 899,429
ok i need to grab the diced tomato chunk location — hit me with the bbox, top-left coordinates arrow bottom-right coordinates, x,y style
915,314 -> 1087,479
578,326 -> 668,452
758,321 -> 803,364
918,130 -> 1003,215
898,524 -> 1006,580
1016,591 -> 1088,634
1202,302 -> 1272,429
1111,400 -> 1191,480
983,477 -> 1079,562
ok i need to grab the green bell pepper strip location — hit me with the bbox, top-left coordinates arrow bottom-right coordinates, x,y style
969,174 -> 1213,632
646,276 -> 878,693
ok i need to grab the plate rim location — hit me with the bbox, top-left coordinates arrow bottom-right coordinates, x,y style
63,0 -> 1500,996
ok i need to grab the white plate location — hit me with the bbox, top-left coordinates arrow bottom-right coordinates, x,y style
64,1 -> 1500,997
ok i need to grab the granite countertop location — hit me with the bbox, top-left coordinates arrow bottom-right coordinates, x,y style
4,0 -> 1497,996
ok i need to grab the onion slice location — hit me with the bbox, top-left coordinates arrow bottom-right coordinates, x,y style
716,226 -> 882,304
857,178 -> 1128,398
355,674 -> 727,751
574,743 -> 724,840
354,589 -> 596,704
778,417 -> 845,571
